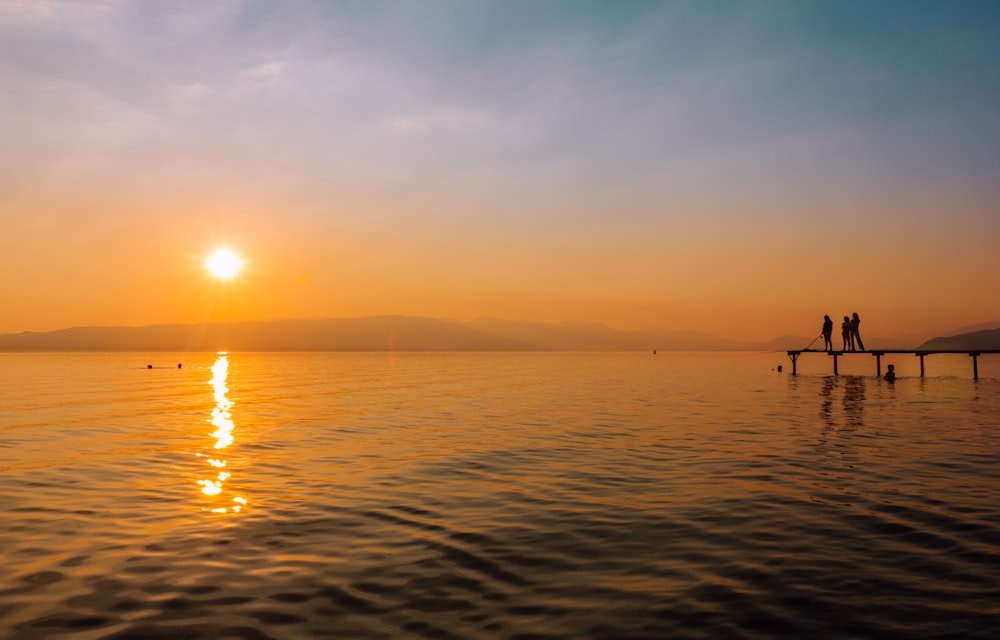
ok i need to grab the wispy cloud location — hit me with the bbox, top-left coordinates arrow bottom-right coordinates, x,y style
4,1 -> 997,200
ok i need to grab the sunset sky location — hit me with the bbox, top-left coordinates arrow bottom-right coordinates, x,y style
2,1 -> 998,342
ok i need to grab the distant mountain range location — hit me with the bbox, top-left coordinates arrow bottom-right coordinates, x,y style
916,327 -> 1000,351
0,316 -> 746,352
1,316 -> 996,352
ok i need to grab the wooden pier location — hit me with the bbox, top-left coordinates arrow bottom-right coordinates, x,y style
785,349 -> 1000,379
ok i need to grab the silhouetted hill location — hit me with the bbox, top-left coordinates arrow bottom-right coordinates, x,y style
0,317 -> 529,352
0,316 -> 745,352
467,318 -> 739,351
748,335 -> 815,351
916,328 -> 1000,351
946,321 -> 1000,335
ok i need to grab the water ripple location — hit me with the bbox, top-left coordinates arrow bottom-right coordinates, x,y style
0,352 -> 998,639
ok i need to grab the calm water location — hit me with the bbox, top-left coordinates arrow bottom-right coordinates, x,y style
1,352 -> 998,640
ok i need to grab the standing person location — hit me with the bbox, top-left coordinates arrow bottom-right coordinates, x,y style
821,315 -> 834,352
842,316 -> 852,351
850,312 -> 865,351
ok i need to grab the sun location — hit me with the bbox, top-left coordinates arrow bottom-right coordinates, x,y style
205,248 -> 244,280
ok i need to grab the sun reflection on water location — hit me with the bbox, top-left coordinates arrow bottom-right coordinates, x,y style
196,353 -> 247,513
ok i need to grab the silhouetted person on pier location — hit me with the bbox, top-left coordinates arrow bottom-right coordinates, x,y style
884,364 -> 895,382
850,312 -> 864,351
842,316 -> 852,351
821,315 -> 833,351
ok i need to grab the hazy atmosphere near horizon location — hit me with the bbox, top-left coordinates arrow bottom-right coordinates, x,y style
2,0 -> 999,341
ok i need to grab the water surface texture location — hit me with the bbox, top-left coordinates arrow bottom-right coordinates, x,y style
1,352 -> 998,639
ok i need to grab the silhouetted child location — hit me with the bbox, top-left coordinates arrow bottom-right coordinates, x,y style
821,315 -> 833,351
884,364 -> 895,382
841,316 -> 852,351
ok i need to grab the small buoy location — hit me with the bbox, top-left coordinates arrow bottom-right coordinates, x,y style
147,364 -> 153,369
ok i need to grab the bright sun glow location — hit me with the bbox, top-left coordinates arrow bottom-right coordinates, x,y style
205,248 -> 244,280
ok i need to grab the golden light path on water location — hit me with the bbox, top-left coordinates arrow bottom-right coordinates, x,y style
196,353 -> 247,513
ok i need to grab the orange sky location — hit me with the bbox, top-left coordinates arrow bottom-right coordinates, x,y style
2,2 -> 999,343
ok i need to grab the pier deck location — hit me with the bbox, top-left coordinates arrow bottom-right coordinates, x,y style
785,349 -> 1000,379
